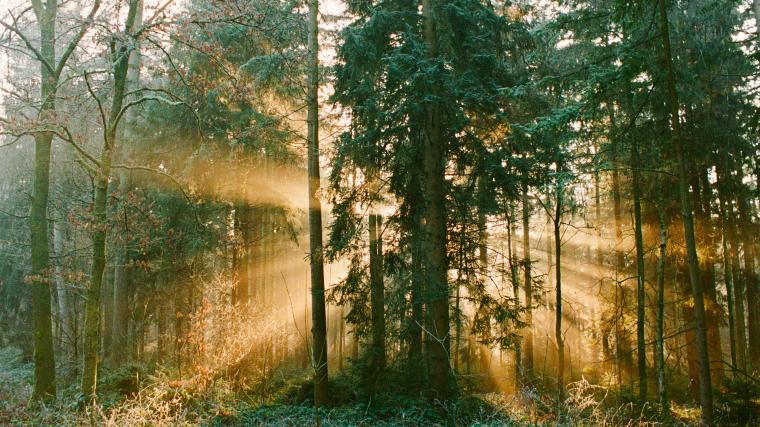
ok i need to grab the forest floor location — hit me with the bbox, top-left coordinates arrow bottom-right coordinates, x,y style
0,347 -> 748,426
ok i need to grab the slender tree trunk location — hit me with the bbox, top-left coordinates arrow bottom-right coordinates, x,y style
101,263 -> 114,362
507,206 -> 521,387
521,179 -> 533,378
81,1 -> 138,398
738,187 -> 760,368
631,137 -> 647,401
657,1 -> 713,422
693,167 -> 723,386
111,0 -> 142,366
719,191 -> 738,375
656,204 -> 669,413
611,131 -> 632,385
421,0 -> 451,399
306,0 -> 329,405
727,205 -> 747,369
369,213 -> 386,373
81,168 -> 111,398
409,216 -> 424,361
53,221 -> 70,359
717,164 -> 741,374
553,170 -> 564,402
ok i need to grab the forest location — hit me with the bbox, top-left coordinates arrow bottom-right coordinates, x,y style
0,0 -> 758,425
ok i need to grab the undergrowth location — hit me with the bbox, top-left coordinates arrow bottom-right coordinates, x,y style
2,346 -> 758,426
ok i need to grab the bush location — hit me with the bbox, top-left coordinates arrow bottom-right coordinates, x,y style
716,374 -> 760,426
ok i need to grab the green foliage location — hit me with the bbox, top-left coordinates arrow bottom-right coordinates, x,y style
716,375 -> 760,426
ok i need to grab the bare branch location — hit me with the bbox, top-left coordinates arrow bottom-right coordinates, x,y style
54,0 -> 101,81
0,10 -> 55,74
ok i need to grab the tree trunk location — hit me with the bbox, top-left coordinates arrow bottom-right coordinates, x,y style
521,179 -> 533,378
369,213 -> 385,373
631,137 -> 647,401
306,0 -> 329,406
656,204 -> 668,413
553,167 -> 564,402
409,216 -> 424,361
29,5 -> 58,402
610,127 -> 632,386
81,1 -> 139,398
422,0 -> 451,399
693,167 -> 723,386
657,1 -> 713,422
727,202 -> 747,369
738,186 -> 760,368
507,205 -> 521,387
111,0 -> 142,366
81,171 -> 110,398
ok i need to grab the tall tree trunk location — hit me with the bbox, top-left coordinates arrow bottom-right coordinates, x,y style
111,0 -> 142,366
409,215 -> 424,361
553,177 -> 564,402
717,163 -> 741,373
610,126 -> 632,386
693,167 -> 723,386
727,204 -> 747,369
101,263 -> 114,362
306,0 -> 329,406
631,137 -> 647,401
112,231 -> 131,365
81,1 -> 138,398
81,165 -> 111,398
554,183 -> 565,404
657,1 -> 713,422
507,205 -> 521,386
369,213 -> 385,373
521,179 -> 533,378
53,221 -> 70,359
655,203 -> 668,413
421,0 -> 451,399
29,4 -> 58,402
738,185 -> 760,368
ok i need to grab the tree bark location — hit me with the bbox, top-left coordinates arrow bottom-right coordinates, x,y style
111,0 -> 142,366
507,205 -> 521,387
29,3 -> 58,402
422,0 -> 451,399
553,166 -> 564,402
369,213 -> 385,373
521,179 -> 533,378
657,1 -> 713,423
655,203 -> 668,413
631,137 -> 647,401
81,0 -> 139,398
306,0 -> 329,406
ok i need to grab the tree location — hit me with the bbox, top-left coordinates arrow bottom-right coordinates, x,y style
657,0 -> 713,423
0,0 -> 101,401
306,0 -> 329,406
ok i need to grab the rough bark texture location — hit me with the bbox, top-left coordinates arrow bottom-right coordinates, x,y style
422,0 -> 451,399
658,1 -> 713,423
